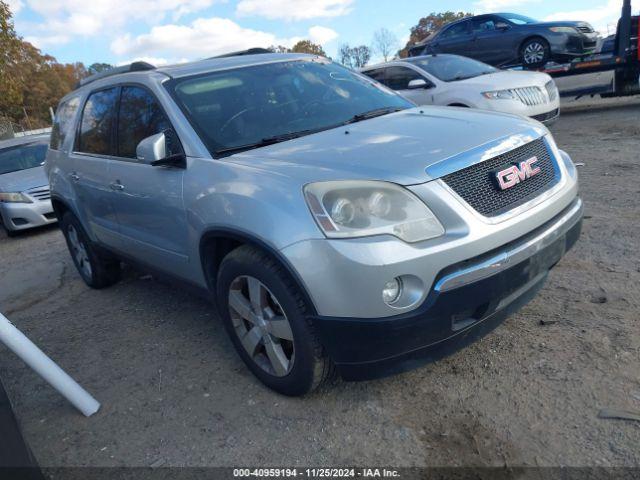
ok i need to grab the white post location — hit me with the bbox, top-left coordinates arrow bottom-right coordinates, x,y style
0,312 -> 100,417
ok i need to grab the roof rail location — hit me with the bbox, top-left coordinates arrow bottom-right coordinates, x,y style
210,48 -> 272,59
76,61 -> 156,89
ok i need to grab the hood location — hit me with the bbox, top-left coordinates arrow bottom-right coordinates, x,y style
533,20 -> 595,31
456,70 -> 552,89
224,107 -> 547,186
0,166 -> 48,193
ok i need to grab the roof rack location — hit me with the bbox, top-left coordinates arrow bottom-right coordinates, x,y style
76,61 -> 156,89
210,48 -> 272,59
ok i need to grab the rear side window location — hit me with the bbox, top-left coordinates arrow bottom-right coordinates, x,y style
384,67 -> 424,91
78,88 -> 119,155
440,21 -> 470,39
117,86 -> 173,158
50,97 -> 80,150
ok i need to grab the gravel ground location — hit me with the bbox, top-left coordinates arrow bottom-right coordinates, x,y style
0,97 -> 639,469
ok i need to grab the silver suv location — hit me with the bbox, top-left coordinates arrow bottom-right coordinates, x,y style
46,53 -> 582,396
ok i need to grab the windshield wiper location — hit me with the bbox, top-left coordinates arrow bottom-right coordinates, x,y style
215,128 -> 327,156
343,107 -> 405,125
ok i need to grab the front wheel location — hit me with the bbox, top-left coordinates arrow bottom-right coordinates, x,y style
61,212 -> 121,289
521,38 -> 550,66
216,245 -> 333,396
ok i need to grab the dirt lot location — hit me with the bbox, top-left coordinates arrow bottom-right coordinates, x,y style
1,98 -> 639,469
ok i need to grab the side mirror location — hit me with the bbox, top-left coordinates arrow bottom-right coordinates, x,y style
136,130 -> 186,168
496,22 -> 511,31
408,79 -> 431,90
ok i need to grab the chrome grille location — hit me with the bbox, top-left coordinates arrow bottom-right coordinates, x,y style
545,80 -> 558,102
512,87 -> 547,106
577,26 -> 593,33
27,186 -> 51,201
442,138 -> 559,217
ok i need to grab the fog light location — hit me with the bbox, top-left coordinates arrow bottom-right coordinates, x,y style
382,278 -> 403,305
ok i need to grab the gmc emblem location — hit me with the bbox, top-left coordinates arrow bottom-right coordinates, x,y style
492,157 -> 541,191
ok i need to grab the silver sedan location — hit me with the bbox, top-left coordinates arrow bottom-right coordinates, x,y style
0,135 -> 56,236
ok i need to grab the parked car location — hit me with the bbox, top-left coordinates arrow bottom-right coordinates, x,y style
0,134 -> 56,236
47,54 -> 582,396
409,13 -> 599,67
361,54 -> 560,124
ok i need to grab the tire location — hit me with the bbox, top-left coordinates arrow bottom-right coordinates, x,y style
60,212 -> 121,289
216,245 -> 333,396
521,38 -> 550,66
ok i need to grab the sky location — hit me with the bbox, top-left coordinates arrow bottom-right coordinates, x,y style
6,0 -> 636,67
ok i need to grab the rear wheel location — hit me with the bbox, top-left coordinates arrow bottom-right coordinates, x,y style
521,38 -> 550,66
61,212 -> 121,289
216,245 -> 333,396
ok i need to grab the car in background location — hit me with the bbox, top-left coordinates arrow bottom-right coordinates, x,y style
409,13 -> 599,67
362,54 -> 560,124
600,34 -> 616,53
0,135 -> 56,236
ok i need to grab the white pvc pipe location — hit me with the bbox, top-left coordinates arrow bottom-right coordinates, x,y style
0,312 -> 100,417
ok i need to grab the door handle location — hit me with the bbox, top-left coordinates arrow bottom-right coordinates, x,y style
69,173 -> 80,182
110,182 -> 125,191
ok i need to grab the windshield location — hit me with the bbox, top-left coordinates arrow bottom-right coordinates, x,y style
409,55 -> 497,82
167,59 -> 412,156
0,143 -> 48,175
500,13 -> 538,25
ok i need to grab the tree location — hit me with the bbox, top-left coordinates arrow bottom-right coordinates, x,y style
290,40 -> 326,56
398,11 -> 473,58
372,28 -> 398,62
268,45 -> 291,53
338,44 -> 371,69
0,0 -> 88,129
351,45 -> 371,68
0,0 -> 24,122
88,62 -> 113,75
338,44 -> 353,67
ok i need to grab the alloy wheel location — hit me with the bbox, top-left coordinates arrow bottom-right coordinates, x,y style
523,42 -> 545,64
67,224 -> 92,279
228,276 -> 295,377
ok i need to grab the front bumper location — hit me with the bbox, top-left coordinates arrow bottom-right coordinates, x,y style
550,33 -> 599,57
0,200 -> 56,232
310,198 -> 583,381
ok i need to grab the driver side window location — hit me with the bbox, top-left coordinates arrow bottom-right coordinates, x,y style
117,86 -> 178,159
384,67 -> 424,91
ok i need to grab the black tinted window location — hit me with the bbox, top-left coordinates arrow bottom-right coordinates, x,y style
79,88 -> 118,155
384,67 -> 424,90
473,18 -> 497,32
117,86 -> 173,159
50,97 -> 80,150
440,21 -> 470,38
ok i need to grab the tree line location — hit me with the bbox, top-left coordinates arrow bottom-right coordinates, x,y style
0,0 -> 471,131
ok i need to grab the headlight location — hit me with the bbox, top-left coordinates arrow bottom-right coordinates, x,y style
304,181 -> 444,243
0,192 -> 32,203
550,27 -> 578,33
482,89 -> 516,100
